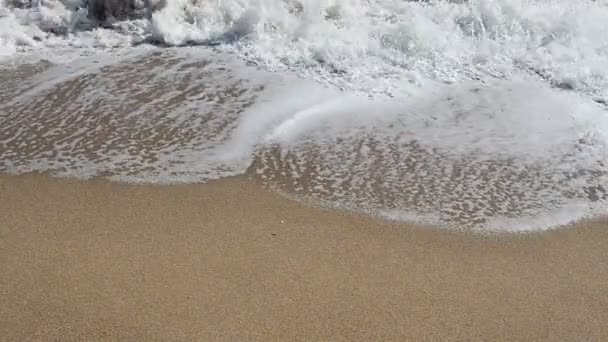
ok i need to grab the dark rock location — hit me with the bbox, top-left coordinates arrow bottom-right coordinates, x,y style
86,0 -> 164,24
6,0 -> 35,8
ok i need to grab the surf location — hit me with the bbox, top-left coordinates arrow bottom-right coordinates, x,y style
1,0 -> 607,231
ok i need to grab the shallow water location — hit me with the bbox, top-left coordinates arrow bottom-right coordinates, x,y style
1,0 -> 607,231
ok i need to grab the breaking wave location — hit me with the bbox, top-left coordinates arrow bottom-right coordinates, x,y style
1,0 -> 607,231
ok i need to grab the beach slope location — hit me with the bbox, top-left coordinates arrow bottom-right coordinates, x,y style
0,174 -> 607,340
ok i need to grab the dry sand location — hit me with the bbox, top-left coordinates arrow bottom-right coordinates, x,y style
0,173 -> 607,341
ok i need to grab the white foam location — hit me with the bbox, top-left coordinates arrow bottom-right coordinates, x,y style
265,78 -> 608,165
251,77 -> 607,230
1,0 -> 608,231
3,1 -> 608,98
0,48 -> 279,182
481,200 -> 600,233
145,0 -> 608,99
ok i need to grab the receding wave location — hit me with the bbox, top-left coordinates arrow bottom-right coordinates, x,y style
1,1 -> 607,231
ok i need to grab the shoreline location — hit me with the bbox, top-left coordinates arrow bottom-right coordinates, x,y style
1,173 -> 607,340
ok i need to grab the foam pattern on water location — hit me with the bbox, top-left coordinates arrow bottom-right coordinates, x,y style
1,1 -> 608,231
248,79 -> 608,230
0,48 -> 276,182
0,49 -> 607,230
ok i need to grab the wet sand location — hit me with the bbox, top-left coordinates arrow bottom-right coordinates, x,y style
0,173 -> 607,341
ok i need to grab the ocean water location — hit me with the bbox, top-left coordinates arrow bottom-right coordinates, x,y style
0,0 -> 607,232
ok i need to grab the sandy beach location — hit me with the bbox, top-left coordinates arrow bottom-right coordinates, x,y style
2,0 -> 608,339
0,173 -> 607,340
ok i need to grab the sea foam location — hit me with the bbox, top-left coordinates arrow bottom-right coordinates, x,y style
1,0 -> 607,231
